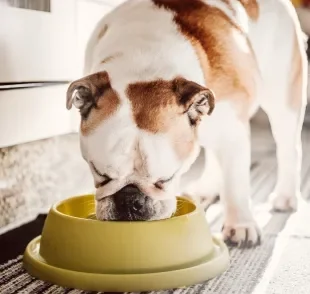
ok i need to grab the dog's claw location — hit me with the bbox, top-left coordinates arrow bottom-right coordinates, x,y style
222,224 -> 261,248
230,228 -> 236,237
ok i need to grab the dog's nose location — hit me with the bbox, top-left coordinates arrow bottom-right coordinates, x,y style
112,185 -> 151,220
119,185 -> 144,212
113,193 -> 146,215
132,198 -> 144,212
119,184 -> 141,195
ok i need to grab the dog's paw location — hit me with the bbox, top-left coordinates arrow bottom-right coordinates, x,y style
270,192 -> 298,212
222,223 -> 261,248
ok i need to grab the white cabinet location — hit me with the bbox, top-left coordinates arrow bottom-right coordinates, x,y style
0,0 -> 76,83
76,0 -> 114,77
0,0 -> 124,148
0,84 -> 80,148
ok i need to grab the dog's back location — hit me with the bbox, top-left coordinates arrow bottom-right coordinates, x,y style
85,0 -> 306,117
85,0 -> 259,112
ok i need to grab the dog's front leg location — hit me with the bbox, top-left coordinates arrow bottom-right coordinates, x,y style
209,114 -> 261,248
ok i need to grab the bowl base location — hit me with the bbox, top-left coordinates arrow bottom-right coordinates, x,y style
23,235 -> 229,292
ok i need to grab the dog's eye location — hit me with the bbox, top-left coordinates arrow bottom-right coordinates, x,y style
154,176 -> 173,190
91,162 -> 113,187
96,176 -> 112,187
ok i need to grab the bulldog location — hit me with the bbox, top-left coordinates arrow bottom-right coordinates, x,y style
66,0 -> 307,247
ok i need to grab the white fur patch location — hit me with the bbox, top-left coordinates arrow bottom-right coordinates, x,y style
84,0 -> 205,91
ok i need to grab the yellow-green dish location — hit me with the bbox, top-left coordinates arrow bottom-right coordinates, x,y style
23,195 -> 229,292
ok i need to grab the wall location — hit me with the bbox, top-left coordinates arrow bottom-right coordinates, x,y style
0,133 -> 93,233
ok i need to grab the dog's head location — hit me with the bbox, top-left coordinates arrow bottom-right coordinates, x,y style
67,71 -> 215,221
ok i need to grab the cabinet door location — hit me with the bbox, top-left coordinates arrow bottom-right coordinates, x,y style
0,84 -> 80,147
75,0 -> 115,76
0,0 -> 76,83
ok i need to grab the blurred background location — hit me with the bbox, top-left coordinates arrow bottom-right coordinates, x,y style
0,0 -> 309,262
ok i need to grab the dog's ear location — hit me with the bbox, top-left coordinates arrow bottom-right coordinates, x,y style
66,71 -> 110,118
173,77 -> 215,125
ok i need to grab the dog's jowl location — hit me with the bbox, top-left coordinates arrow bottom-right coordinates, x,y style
66,0 -> 307,247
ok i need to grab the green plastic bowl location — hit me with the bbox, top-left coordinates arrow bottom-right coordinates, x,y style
23,195 -> 229,292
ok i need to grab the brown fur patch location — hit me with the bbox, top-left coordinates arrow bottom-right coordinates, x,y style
81,91 -> 120,136
153,0 -> 259,120
127,79 -> 177,133
126,78 -> 209,159
238,0 -> 259,21
73,72 -> 120,136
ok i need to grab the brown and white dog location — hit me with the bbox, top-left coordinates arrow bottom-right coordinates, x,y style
66,0 -> 307,247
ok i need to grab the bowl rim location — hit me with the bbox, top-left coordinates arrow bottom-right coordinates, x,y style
23,235 -> 230,292
51,194 -> 200,225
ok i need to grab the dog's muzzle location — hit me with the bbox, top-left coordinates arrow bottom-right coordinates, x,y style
96,184 -> 176,221
109,184 -> 155,221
